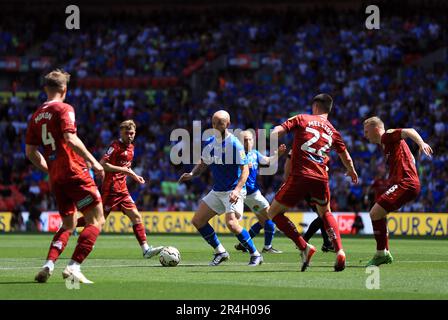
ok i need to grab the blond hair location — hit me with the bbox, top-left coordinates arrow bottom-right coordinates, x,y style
44,69 -> 70,91
119,120 -> 136,131
239,130 -> 254,140
363,116 -> 384,128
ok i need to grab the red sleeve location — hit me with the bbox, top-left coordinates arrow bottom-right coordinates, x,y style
381,129 -> 402,145
281,115 -> 302,132
25,118 -> 40,145
60,104 -> 77,134
332,130 -> 347,153
102,142 -> 117,163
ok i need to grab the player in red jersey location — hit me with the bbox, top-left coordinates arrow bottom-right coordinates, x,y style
268,94 -> 358,272
363,116 -> 433,266
25,69 -> 105,284
76,120 -> 163,258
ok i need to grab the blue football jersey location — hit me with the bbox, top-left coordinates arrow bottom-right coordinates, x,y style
246,150 -> 262,195
202,133 -> 248,192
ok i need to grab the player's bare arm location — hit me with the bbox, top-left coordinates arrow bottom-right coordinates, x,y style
63,132 -> 104,179
25,145 -> 49,173
99,158 -> 145,184
259,144 -> 287,165
394,128 -> 434,158
270,125 -> 287,141
178,160 -> 208,183
337,149 -> 358,184
229,164 -> 249,204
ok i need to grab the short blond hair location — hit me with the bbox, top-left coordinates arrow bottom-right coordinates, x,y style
239,130 -> 254,140
44,69 -> 70,91
363,116 -> 384,128
119,120 -> 136,131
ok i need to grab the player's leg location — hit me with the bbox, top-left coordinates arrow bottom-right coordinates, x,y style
35,211 -> 77,283
122,204 -> 163,259
366,203 -> 393,267
302,199 -> 334,251
257,208 -> 281,253
315,202 -> 346,271
76,193 -> 111,227
225,212 -> 263,266
366,184 -> 419,266
236,191 -> 281,253
61,179 -> 105,284
192,195 -> 228,266
223,189 -> 262,266
267,199 -> 316,271
62,201 -> 105,283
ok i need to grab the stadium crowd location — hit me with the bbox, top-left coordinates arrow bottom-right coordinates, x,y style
0,6 -> 447,222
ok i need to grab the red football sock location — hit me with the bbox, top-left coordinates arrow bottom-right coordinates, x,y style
46,228 -> 72,262
132,223 -> 147,246
71,224 -> 100,264
272,213 -> 307,250
76,216 -> 86,228
372,218 -> 389,251
321,211 -> 343,252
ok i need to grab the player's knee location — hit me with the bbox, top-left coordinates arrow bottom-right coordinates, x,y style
62,224 -> 76,233
225,218 -> 241,234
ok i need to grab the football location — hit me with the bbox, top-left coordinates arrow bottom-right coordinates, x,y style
159,246 -> 181,267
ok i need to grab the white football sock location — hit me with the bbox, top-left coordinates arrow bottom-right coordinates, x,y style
376,249 -> 387,256
214,244 -> 226,254
264,245 -> 272,250
43,260 -> 55,272
251,250 -> 260,257
141,243 -> 150,252
68,260 -> 81,271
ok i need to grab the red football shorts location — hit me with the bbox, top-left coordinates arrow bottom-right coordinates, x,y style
102,192 -> 137,215
275,175 -> 330,208
51,175 -> 102,217
377,182 -> 420,213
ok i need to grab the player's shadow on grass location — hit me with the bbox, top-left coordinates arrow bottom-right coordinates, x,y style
0,281 -> 48,285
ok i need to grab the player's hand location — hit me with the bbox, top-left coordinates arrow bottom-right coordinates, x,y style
132,175 -> 145,184
345,169 -> 358,184
229,189 -> 241,204
419,142 -> 433,158
178,172 -> 193,183
92,161 -> 105,181
277,144 -> 287,157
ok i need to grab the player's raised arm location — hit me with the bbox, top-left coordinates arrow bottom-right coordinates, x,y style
25,145 -> 49,173
63,132 -> 104,179
178,159 -> 208,183
337,149 -> 358,184
270,125 -> 287,141
399,128 -> 434,158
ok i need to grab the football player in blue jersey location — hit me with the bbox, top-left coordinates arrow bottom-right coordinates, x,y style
234,130 -> 286,254
178,110 -> 263,266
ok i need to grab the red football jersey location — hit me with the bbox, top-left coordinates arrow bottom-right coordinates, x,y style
101,140 -> 134,194
381,129 -> 420,186
281,114 -> 346,181
25,101 -> 87,183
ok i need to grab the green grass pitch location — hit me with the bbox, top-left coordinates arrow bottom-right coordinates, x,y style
0,234 -> 447,300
